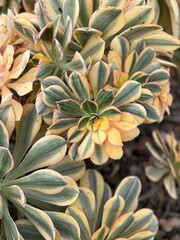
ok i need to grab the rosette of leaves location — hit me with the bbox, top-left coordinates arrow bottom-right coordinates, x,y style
0,103 -> 81,239
35,0 -> 180,52
39,67 -> 143,164
145,130 -> 180,199
13,0 -> 180,82
18,170 -> 158,239
108,36 -> 172,123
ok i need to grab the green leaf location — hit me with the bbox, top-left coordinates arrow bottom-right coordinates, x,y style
115,176 -> 141,213
110,36 -> 129,69
81,100 -> 98,114
0,105 -> 15,136
145,166 -> 169,182
68,72 -> 90,100
43,85 -> 70,107
121,209 -> 154,237
91,226 -> 109,240
102,195 -> 125,228
132,48 -> 156,73
138,89 -> 154,103
143,32 -> 180,51
130,71 -> 148,84
78,0 -> 93,26
16,204 -> 55,240
66,207 -> 91,240
0,147 -> 13,180
63,0 -> 79,29
89,61 -> 110,98
7,135 -> 67,180
80,35 -> 105,63
48,118 -> 78,135
5,169 -> 67,194
119,103 -> 146,124
73,27 -> 103,47
70,187 -> 96,232
96,89 -> 114,111
121,6 -> 154,32
80,170 -> 112,231
89,6 -> 125,42
114,81 -> 141,106
148,69 -> 170,83
46,211 -> 81,240
36,62 -> 56,80
142,103 -> 160,122
58,99 -> 83,117
0,121 -> 9,148
13,104 -> 42,167
16,219 -> 44,240
49,155 -> 85,181
120,24 -> 162,41
100,0 -> 126,8
164,173 -> 177,199
106,212 -> 134,240
3,204 -> 21,240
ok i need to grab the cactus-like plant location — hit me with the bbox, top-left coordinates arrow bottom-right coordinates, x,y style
145,130 -> 180,199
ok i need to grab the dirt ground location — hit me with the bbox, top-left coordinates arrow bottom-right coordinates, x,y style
94,70 -> 180,239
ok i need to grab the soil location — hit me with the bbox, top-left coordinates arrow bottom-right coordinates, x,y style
93,72 -> 180,240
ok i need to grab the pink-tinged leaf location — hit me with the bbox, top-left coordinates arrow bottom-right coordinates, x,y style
1,85 -> 13,103
7,67 -> 36,96
0,105 -> 15,137
107,127 -> 123,146
3,185 -> 26,206
78,132 -> 95,159
113,112 -> 138,131
104,141 -> 123,159
92,129 -> 107,145
68,71 -> 90,100
119,128 -> 140,142
9,50 -> 30,79
0,147 -> 14,179
68,125 -> 86,143
0,121 -> 9,148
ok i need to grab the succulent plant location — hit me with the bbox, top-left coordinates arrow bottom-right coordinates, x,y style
145,130 -> 180,199
16,170 -> 159,240
0,104 -> 80,239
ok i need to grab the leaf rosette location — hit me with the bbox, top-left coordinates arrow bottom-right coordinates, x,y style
145,130 -> 180,199
0,104 -> 80,239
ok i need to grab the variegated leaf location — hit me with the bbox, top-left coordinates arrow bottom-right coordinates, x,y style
121,6 -> 154,32
102,195 -> 125,228
114,81 -> 141,106
120,24 -> 162,42
145,166 -> 169,182
58,99 -> 83,117
119,103 -> 146,124
70,187 -> 95,232
143,32 -> 180,51
96,89 -> 114,111
164,173 -> 177,199
91,226 -> 109,240
89,61 -> 110,98
68,72 -> 90,100
142,103 -> 160,122
107,212 -> 134,240
78,0 -> 93,26
66,207 -> 91,240
13,104 -> 42,167
63,0 -> 79,29
46,211 -> 81,240
80,35 -> 105,63
5,169 -> 66,194
7,135 -> 67,180
0,147 -> 14,180
0,121 -> 9,148
0,105 -> 15,136
49,155 -> 86,181
47,118 -> 78,135
89,6 -> 125,42
115,176 -> 141,213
